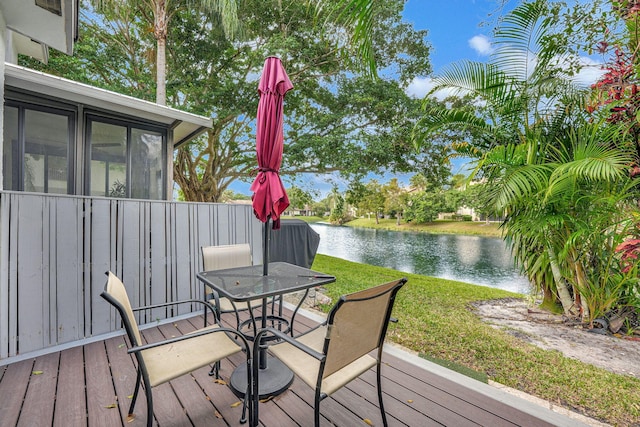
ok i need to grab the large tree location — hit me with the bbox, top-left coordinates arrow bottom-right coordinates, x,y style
88,0 -> 382,106
36,0 -> 431,202
168,0 -> 431,201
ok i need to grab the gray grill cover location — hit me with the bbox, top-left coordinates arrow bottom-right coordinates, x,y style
269,219 -> 320,268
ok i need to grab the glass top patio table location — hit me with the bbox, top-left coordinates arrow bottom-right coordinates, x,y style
197,261 -> 335,302
197,261 -> 335,398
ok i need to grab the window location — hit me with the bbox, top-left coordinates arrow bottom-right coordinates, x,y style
87,116 -> 166,200
3,103 -> 73,194
3,92 -> 169,200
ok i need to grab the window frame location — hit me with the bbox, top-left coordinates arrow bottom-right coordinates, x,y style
84,113 -> 168,200
4,98 -> 76,194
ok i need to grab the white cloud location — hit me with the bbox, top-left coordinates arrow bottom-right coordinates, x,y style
571,56 -> 606,87
468,35 -> 493,56
406,77 -> 459,101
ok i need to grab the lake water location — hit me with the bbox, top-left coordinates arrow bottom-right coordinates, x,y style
310,223 -> 531,294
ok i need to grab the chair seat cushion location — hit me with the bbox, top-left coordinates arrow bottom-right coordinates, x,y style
269,325 -> 377,397
143,325 -> 242,387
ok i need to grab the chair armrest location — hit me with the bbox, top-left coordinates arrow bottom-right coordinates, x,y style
132,299 -> 220,324
254,327 -> 325,361
127,325 -> 249,354
291,319 -> 328,339
132,299 -> 217,314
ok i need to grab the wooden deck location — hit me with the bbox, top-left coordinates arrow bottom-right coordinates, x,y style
0,306 -> 590,427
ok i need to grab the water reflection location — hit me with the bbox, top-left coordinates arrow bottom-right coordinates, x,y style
311,223 -> 530,294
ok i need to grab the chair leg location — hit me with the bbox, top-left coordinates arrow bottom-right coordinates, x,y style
128,369 -> 143,416
208,361 -> 220,378
376,361 -> 388,427
146,380 -> 154,427
240,384 -> 249,424
314,389 -> 322,427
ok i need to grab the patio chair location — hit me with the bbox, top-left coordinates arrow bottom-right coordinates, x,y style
202,244 -> 260,330
202,244 -> 283,333
250,277 -> 407,427
101,271 -> 252,427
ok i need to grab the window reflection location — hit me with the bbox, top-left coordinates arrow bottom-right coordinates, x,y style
3,106 -> 71,193
131,128 -> 163,200
87,118 -> 165,200
89,121 -> 127,197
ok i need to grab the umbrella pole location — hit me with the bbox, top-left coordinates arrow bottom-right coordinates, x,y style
263,218 -> 270,276
260,217 -> 270,369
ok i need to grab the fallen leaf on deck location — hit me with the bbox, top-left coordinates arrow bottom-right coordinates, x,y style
32,370 -> 43,375
214,379 -> 227,385
230,401 -> 242,408
127,395 -> 133,399
363,419 -> 374,425
105,403 -> 117,409
126,414 -> 136,423
407,399 -> 413,403
259,396 -> 274,403
215,410 -> 223,418
118,344 -> 125,348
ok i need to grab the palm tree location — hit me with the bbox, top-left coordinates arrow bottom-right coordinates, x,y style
90,0 -> 377,105
91,0 -> 240,105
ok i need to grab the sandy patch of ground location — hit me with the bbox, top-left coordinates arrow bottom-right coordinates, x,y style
471,298 -> 640,378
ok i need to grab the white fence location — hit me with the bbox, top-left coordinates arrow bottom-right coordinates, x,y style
0,191 -> 262,361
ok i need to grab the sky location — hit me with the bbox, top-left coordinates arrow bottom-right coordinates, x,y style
232,0 -> 604,199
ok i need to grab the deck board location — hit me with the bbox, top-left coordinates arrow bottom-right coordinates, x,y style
85,340 -> 123,427
53,346 -> 87,427
0,307 -> 589,427
16,352 -> 59,427
0,358 -> 32,426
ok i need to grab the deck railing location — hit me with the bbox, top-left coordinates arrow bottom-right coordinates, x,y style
0,191 -> 262,361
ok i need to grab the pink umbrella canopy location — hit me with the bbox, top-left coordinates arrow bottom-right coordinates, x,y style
250,56 -> 294,230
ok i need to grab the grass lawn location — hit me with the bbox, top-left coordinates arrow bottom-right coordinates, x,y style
311,254 -> 640,426
346,218 -> 503,237
282,215 -> 502,238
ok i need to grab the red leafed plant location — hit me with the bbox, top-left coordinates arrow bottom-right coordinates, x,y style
616,237 -> 640,273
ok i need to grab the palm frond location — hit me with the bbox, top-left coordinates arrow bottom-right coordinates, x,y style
429,61 -> 512,105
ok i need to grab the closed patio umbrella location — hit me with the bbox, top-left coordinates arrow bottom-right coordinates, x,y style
250,56 -> 293,274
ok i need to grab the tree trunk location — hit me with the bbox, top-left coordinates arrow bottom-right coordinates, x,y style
154,0 -> 167,105
547,246 -> 576,316
572,256 -> 590,323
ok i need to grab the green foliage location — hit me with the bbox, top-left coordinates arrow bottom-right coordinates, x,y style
413,0 -> 640,321
328,188 -> 347,225
286,186 -> 315,211
404,190 -> 447,223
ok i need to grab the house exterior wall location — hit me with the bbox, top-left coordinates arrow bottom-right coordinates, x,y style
0,12 -> 6,191
0,191 -> 263,363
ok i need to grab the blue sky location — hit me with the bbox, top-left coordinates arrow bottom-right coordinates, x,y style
232,0 -> 604,199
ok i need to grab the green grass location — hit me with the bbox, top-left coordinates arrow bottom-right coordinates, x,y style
281,215 -> 325,223
311,254 -> 640,426
346,218 -> 503,237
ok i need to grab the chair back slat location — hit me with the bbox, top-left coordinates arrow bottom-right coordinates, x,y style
322,278 -> 406,378
102,271 -> 143,346
202,244 -> 252,271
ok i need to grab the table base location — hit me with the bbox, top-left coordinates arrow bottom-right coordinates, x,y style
230,356 -> 294,399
